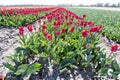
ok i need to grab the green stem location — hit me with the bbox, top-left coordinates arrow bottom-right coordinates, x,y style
108,52 -> 112,58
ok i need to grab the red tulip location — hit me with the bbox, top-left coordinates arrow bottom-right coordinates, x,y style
19,26 -> 24,36
42,25 -> 47,31
90,27 -> 99,33
83,21 -> 87,27
65,15 -> 68,20
79,20 -> 84,26
66,22 -> 69,25
70,20 -> 73,24
43,16 -> 46,19
70,26 -> 75,32
54,21 -> 57,26
47,34 -> 52,41
43,32 -> 47,37
54,25 -> 58,30
57,21 -> 61,26
82,30 -> 88,37
111,44 -> 118,52
38,19 -> 41,23
47,15 -> 52,21
82,14 -> 86,18
27,24 -> 33,32
88,21 -> 94,27
62,28 -> 66,33
55,31 -> 60,37
76,16 -> 79,19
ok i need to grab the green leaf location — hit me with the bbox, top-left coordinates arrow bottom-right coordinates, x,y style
112,72 -> 120,75
40,40 -> 46,47
16,40 -> 25,47
87,55 -> 92,62
15,64 -> 28,75
5,56 -> 12,61
60,58 -> 75,68
8,20 -> 17,27
12,58 -> 19,66
15,47 -> 25,53
39,52 -> 48,58
112,60 -> 120,72
78,50 -> 85,59
53,44 -> 58,52
29,46 -> 38,54
66,52 -> 74,57
98,68 -> 108,74
112,72 -> 120,79
105,58 -> 113,65
25,63 -> 42,76
3,62 -> 16,72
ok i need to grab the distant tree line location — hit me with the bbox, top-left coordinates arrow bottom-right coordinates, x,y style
59,2 -> 120,7
0,4 -> 55,7
0,2 -> 120,7
89,3 -> 120,7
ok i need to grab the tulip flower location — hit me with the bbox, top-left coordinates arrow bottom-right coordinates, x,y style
70,26 -> 75,32
90,27 -> 99,33
54,31 -> 60,37
82,30 -> 88,37
88,21 -> 94,27
27,24 -> 33,32
42,25 -> 47,31
38,19 -> 41,23
43,32 -> 47,37
47,34 -> 52,41
111,44 -> 118,52
19,26 -> 24,36
82,14 -> 86,18
62,28 -> 66,33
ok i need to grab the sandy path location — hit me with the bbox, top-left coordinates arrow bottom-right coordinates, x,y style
0,27 -> 19,76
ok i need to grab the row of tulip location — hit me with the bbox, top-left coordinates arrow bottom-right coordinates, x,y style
68,8 -> 120,43
3,7 -> 120,79
0,7 -> 57,27
0,7 -> 57,16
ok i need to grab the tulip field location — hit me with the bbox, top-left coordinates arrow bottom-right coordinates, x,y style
0,7 -> 57,27
68,8 -> 120,43
0,7 -> 120,80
